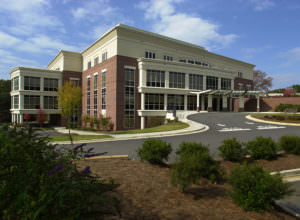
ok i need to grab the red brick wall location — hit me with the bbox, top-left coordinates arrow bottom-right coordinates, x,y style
238,96 -> 300,112
62,71 -> 82,85
234,77 -> 253,90
82,55 -> 139,131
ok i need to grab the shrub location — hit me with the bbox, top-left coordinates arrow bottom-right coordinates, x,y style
171,150 -> 223,192
175,142 -> 209,156
274,104 -> 300,112
228,164 -> 291,212
278,135 -> 300,155
137,139 -> 172,164
218,138 -> 245,162
245,136 -> 278,160
0,125 -> 116,219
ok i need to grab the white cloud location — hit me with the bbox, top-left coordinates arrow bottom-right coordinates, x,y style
280,47 -> 300,66
0,32 -> 22,47
271,72 -> 300,89
250,0 -> 275,11
138,0 -> 238,50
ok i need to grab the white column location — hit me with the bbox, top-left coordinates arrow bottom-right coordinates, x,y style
20,114 -> 23,123
185,73 -> 189,89
239,95 -> 244,112
20,94 -> 24,109
218,77 -> 221,90
231,79 -> 234,90
201,95 -> 205,111
184,95 -> 188,111
256,95 -> 260,112
203,75 -> 207,90
141,116 -> 145,129
196,94 -> 200,112
208,94 -> 213,111
138,64 -> 146,88
229,97 -> 233,112
40,77 -> 44,91
40,95 -> 44,109
164,94 -> 168,110
19,75 -> 22,90
222,95 -> 228,111
141,93 -> 145,110
217,96 -> 220,111
165,71 -> 169,88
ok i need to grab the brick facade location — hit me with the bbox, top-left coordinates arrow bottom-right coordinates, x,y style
82,55 -> 139,131
234,77 -> 253,90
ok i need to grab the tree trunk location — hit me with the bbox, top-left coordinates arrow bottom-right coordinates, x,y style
68,117 -> 73,146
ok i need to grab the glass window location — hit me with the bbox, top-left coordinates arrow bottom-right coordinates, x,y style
238,72 -> 243,78
246,84 -> 252,90
238,83 -> 244,90
145,51 -> 155,59
44,96 -> 58,109
221,78 -> 231,90
101,72 -> 106,110
169,72 -> 185,89
179,59 -> 186,63
13,77 -> 19,91
188,60 -> 194,64
24,76 -> 40,91
124,68 -> 135,128
206,76 -> 219,90
187,95 -> 197,110
102,52 -> 107,62
71,79 -> 80,87
87,78 -> 90,115
87,61 -> 91,69
189,74 -> 203,90
24,95 -> 40,109
94,57 -> 99,66
146,70 -> 165,87
145,94 -> 164,110
13,95 -> 19,109
164,55 -> 173,61
44,78 -> 58,91
94,75 -> 98,117
167,95 -> 184,110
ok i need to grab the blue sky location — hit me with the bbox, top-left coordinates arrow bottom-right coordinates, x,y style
0,0 -> 299,89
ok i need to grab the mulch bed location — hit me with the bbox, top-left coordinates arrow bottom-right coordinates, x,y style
78,154 -> 300,220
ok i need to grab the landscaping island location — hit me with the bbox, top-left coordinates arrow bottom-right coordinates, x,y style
251,113 -> 300,124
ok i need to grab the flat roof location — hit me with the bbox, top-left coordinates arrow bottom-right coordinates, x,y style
10,66 -> 61,75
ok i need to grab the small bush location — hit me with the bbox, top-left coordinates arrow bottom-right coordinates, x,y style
0,125 -> 116,219
176,142 -> 209,156
228,164 -> 292,212
278,135 -> 300,155
246,136 -> 278,160
274,104 -> 300,112
171,142 -> 223,192
218,138 -> 245,162
137,139 -> 172,164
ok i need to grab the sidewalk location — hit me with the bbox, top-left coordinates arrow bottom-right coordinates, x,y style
53,111 -> 209,145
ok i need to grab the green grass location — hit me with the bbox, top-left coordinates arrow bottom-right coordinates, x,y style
48,135 -> 112,142
251,113 -> 300,124
110,122 -> 189,134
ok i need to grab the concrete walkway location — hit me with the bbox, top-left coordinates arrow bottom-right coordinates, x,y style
53,111 -> 209,145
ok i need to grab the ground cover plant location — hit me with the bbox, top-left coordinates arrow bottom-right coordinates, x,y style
245,136 -> 278,160
228,163 -> 292,212
137,139 -> 172,165
218,138 -> 245,162
0,125 -> 117,219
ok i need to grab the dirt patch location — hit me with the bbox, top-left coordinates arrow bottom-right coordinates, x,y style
78,155 -> 300,220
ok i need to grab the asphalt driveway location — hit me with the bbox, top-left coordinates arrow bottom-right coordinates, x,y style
59,112 -> 300,162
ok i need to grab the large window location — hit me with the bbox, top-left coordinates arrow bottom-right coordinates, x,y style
13,77 -> 19,91
24,95 -> 40,109
87,77 -> 90,115
169,72 -> 185,89
145,94 -> 164,110
187,95 -> 197,110
44,78 -> 58,91
221,78 -> 231,90
44,96 -> 58,109
145,51 -> 155,59
24,76 -> 40,91
94,57 -> 99,66
238,72 -> 243,78
146,70 -> 165,87
94,75 -> 98,117
124,68 -> 135,128
87,61 -> 91,69
206,76 -> 219,90
167,95 -> 184,110
189,74 -> 203,90
102,52 -> 107,62
13,95 -> 19,109
101,71 -> 106,110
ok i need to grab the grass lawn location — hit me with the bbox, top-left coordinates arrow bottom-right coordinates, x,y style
48,135 -> 112,142
251,113 -> 300,124
110,122 -> 189,134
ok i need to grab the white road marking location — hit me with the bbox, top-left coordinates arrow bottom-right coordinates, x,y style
218,127 -> 251,132
217,124 -> 226,127
256,125 -> 286,130
245,121 -> 255,125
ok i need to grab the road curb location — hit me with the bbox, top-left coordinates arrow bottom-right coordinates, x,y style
271,168 -> 300,182
246,115 -> 300,126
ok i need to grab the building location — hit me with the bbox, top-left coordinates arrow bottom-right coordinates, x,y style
10,24 -> 257,130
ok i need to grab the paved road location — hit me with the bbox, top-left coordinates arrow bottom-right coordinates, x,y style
60,112 -> 300,162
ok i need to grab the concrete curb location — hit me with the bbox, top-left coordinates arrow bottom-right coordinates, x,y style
246,115 -> 300,126
271,168 -> 300,182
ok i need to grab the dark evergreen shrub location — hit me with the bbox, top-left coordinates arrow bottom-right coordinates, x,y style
137,139 -> 172,164
278,135 -> 300,155
245,136 -> 278,160
218,138 -> 245,162
175,142 -> 209,156
228,164 -> 292,212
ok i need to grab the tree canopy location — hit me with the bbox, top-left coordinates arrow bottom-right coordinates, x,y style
0,80 -> 11,123
253,70 -> 273,93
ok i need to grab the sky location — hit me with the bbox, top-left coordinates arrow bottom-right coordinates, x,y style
0,0 -> 300,89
